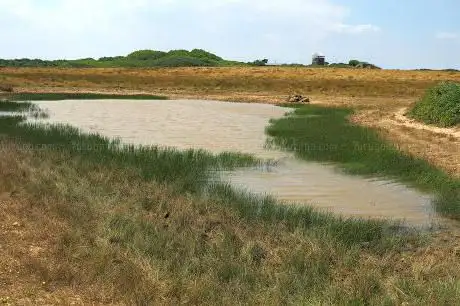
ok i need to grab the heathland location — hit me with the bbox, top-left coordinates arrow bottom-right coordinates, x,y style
0,66 -> 459,304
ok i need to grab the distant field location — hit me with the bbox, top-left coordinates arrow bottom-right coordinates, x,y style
2,67 -> 460,100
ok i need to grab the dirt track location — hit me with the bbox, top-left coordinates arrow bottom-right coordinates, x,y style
391,108 -> 460,139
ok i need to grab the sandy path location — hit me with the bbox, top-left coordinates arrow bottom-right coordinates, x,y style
389,108 -> 460,139
351,107 -> 460,177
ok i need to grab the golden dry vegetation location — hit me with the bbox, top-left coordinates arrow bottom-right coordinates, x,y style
2,67 -> 460,100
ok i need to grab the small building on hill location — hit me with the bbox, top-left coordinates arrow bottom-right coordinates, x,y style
312,53 -> 326,66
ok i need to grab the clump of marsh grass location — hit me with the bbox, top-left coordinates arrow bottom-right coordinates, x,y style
408,81 -> 460,127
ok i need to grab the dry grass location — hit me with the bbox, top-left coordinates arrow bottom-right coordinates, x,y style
1,139 -> 460,305
3,67 -> 460,100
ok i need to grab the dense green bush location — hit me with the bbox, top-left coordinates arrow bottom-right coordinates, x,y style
408,82 -> 460,127
189,48 -> 223,61
127,50 -> 166,60
0,49 -> 230,68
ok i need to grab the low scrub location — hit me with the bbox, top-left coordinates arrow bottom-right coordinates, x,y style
408,81 -> 460,127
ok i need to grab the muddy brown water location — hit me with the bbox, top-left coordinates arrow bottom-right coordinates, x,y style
30,99 -> 436,226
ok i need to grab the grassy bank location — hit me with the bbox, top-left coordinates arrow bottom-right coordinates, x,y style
266,104 -> 460,219
2,92 -> 168,101
408,82 -> 460,127
1,102 -> 460,304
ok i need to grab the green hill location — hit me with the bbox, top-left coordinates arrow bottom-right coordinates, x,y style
0,49 -> 246,68
0,49 -> 383,69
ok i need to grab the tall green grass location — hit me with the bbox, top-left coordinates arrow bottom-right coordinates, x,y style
267,104 -> 460,219
0,100 -> 48,118
408,81 -> 460,127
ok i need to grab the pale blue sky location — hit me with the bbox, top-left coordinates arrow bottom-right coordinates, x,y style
0,0 -> 458,69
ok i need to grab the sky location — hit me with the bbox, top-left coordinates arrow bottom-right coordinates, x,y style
0,0 -> 459,69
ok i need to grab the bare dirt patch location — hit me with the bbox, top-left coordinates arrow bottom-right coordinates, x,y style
351,105 -> 460,177
391,108 -> 460,138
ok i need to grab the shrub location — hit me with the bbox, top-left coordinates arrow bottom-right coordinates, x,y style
249,59 -> 268,66
408,81 -> 460,127
127,50 -> 167,61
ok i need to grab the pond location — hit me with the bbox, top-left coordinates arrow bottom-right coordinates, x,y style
31,99 -> 436,226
